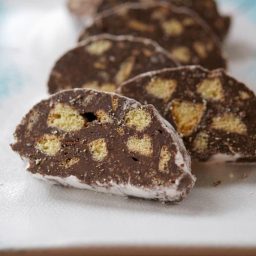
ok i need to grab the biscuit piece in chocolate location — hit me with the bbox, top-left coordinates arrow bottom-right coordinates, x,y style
119,66 -> 256,161
48,35 -> 177,94
98,0 -> 230,41
78,2 -> 226,70
11,89 -> 195,202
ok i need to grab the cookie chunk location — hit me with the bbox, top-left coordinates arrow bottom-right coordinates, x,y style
119,66 -> 256,161
11,89 -> 195,202
78,2 -> 226,70
48,35 -> 177,94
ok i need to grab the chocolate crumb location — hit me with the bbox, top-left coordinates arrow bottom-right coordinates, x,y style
213,180 -> 221,187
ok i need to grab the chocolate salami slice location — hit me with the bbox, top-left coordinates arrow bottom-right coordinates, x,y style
48,34 -> 178,94
119,66 -> 256,161
68,0 -> 230,41
96,0 -> 231,41
11,89 -> 195,202
78,2 -> 226,70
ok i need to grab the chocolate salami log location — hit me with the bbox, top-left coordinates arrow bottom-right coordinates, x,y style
119,66 -> 256,161
48,34 -> 178,94
78,2 -> 226,70
11,89 -> 195,202
68,0 -> 231,41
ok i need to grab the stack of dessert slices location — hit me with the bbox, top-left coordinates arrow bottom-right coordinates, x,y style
11,0 -> 256,203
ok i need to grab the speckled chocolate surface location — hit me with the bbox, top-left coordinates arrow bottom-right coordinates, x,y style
95,0 -> 231,41
48,35 -> 178,94
11,89 -> 195,202
78,2 -> 226,70
119,66 -> 256,161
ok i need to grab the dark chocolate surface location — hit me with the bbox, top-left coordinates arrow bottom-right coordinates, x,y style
11,89 -> 194,201
119,66 -> 256,161
96,0 -> 231,41
78,2 -> 226,70
48,35 -> 177,94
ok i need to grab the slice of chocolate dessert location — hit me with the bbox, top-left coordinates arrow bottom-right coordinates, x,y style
78,2 -> 226,69
48,35 -> 177,94
119,66 -> 256,161
68,0 -> 231,41
96,0 -> 231,41
11,89 -> 195,202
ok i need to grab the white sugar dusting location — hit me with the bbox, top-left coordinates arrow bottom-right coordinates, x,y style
33,173 -> 193,202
